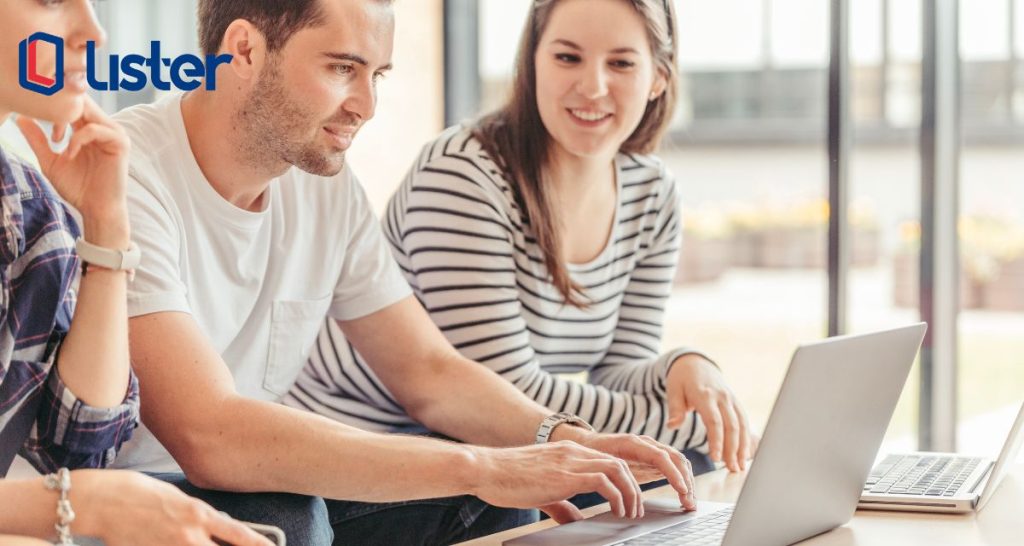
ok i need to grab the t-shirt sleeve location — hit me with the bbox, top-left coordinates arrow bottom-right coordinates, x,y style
328,172 -> 412,321
125,170 -> 191,318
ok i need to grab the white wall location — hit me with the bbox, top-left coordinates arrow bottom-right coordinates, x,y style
346,0 -> 446,213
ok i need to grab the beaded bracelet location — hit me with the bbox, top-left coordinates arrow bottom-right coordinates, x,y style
42,468 -> 77,546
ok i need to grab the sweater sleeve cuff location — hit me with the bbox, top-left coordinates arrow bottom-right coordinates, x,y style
656,347 -> 718,397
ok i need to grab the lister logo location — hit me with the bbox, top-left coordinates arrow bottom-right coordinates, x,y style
19,33 -> 64,96
19,32 -> 233,95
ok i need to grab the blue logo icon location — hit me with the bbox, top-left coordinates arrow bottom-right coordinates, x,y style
18,32 -> 233,95
19,32 -> 64,96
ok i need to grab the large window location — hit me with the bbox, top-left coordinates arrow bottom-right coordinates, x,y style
666,0 -> 830,434
848,0 -> 923,452
957,0 -> 1024,460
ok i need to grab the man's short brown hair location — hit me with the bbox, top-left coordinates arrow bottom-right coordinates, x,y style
197,0 -> 327,56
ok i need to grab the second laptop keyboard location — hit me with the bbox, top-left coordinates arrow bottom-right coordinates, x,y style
864,454 -> 981,497
618,506 -> 734,546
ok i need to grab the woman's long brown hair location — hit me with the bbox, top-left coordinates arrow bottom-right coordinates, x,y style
472,0 -> 680,307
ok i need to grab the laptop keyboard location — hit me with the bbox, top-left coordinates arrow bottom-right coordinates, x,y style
864,454 -> 981,497
617,507 -> 733,546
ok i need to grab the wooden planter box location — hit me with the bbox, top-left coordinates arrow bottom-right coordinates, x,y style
675,237 -> 732,285
730,231 -> 760,267
892,251 -> 984,309
729,227 -> 878,270
983,257 -> 1024,311
757,226 -> 827,268
852,228 -> 881,268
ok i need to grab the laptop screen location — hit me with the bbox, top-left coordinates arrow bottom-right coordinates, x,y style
976,401 -> 1024,512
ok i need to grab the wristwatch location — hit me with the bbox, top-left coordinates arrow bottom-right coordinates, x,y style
75,237 -> 141,272
535,412 -> 595,444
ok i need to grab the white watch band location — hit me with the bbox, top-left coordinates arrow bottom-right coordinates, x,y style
75,237 -> 141,271
535,412 -> 595,444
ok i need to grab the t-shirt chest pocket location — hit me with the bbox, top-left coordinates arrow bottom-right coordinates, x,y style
264,296 -> 332,396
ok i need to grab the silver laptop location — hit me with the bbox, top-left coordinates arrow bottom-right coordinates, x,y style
506,324 -> 927,546
858,400 -> 1024,513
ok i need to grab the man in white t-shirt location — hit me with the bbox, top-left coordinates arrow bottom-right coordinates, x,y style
113,0 -> 698,543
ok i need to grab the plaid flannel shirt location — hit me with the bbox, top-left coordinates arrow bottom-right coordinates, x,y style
0,145 -> 138,473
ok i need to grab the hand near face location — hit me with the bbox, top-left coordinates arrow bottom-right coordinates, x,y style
15,96 -> 130,248
666,355 -> 756,472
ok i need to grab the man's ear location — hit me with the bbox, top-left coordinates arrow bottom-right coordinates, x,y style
221,19 -> 268,81
649,70 -> 669,102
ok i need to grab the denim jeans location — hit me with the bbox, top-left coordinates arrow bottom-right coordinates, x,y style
324,497 -> 537,545
150,473 -> 536,546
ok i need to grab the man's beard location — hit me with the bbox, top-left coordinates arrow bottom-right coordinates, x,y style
234,59 -> 347,177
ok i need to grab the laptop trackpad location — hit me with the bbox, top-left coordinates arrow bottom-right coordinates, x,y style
505,500 -> 733,546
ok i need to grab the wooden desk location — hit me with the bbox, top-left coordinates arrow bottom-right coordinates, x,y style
459,464 -> 1024,545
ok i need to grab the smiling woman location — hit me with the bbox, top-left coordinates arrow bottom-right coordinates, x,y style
479,0 -> 678,302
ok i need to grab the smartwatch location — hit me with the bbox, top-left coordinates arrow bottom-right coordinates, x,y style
75,238 -> 141,272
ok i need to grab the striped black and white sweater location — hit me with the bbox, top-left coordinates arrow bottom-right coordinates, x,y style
283,125 -> 710,452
